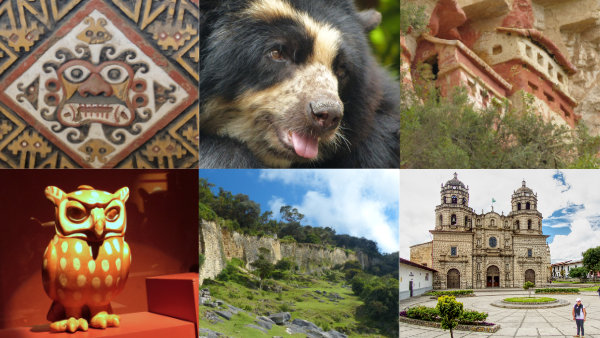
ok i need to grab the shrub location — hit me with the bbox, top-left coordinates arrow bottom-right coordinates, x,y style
535,288 -> 579,294
405,306 -> 488,325
426,290 -> 474,297
459,310 -> 488,324
199,254 -> 205,270
274,258 -> 296,271
199,202 -> 217,221
406,306 -> 439,321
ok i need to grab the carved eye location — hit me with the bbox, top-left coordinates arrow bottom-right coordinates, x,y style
268,49 -> 286,62
66,202 -> 87,222
63,65 -> 91,83
100,65 -> 129,84
106,207 -> 120,221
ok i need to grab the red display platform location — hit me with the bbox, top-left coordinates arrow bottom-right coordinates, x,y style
0,312 -> 195,338
145,273 -> 199,332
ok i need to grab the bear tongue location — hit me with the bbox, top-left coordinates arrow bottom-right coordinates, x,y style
291,132 -> 319,159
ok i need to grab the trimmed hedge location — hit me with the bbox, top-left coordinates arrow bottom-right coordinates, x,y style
404,305 -> 488,325
535,288 -> 579,294
426,290 -> 474,297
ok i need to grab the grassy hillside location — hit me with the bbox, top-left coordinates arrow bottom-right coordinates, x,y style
200,261 -> 395,337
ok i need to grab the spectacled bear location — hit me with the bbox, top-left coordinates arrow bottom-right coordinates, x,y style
200,0 -> 399,168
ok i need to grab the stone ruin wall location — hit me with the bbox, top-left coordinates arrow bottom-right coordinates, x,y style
199,220 -> 363,285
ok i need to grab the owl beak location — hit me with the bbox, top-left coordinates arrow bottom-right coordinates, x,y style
91,208 -> 105,239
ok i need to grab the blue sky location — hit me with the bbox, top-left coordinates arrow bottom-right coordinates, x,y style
400,170 -> 600,263
200,169 -> 399,253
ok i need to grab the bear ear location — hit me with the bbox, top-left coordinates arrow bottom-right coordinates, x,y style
357,9 -> 382,33
200,0 -> 223,11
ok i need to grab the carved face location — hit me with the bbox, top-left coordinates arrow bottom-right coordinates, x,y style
47,59 -> 143,127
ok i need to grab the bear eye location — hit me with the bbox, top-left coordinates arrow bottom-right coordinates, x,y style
268,49 -> 286,62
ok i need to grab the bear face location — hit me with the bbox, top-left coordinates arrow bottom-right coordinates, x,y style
200,0 -> 399,168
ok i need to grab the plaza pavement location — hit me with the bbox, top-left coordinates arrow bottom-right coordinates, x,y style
400,289 -> 600,337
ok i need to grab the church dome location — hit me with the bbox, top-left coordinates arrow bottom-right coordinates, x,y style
515,180 -> 533,194
445,173 -> 466,188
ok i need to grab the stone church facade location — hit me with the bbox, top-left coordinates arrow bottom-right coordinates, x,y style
411,173 -> 551,289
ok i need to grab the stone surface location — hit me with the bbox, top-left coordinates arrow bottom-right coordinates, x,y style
214,310 -> 232,320
244,323 -> 267,333
268,312 -> 291,325
254,318 -> 273,330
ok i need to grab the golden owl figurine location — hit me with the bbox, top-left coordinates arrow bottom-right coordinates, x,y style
42,185 -> 131,333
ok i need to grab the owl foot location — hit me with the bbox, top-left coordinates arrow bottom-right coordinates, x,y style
90,311 -> 120,329
49,317 -> 89,333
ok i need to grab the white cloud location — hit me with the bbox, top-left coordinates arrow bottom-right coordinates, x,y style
260,169 -> 399,253
550,218 -> 600,262
268,196 -> 285,217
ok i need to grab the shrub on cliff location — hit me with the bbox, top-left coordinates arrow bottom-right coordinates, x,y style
199,202 -> 217,221
400,85 -> 600,168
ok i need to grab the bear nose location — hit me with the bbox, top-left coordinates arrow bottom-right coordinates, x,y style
309,100 -> 343,131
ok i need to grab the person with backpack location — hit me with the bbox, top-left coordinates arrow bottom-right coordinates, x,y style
573,298 -> 586,337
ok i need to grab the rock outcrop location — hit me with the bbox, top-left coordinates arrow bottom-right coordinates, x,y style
199,220 -> 361,284
405,0 -> 600,134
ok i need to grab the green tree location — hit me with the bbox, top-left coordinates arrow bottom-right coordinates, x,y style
400,86 -> 600,168
250,247 -> 274,290
436,296 -> 463,338
583,247 -> 600,281
523,281 -> 535,298
569,266 -> 589,280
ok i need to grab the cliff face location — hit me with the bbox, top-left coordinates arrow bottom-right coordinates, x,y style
199,220 -> 361,284
405,0 -> 600,135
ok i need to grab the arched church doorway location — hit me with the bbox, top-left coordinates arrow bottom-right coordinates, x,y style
486,265 -> 500,287
447,269 -> 460,289
525,269 -> 535,284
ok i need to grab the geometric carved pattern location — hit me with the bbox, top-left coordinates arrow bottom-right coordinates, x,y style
0,0 -> 198,168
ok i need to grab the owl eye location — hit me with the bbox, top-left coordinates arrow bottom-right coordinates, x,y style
106,207 -> 120,221
66,202 -> 87,222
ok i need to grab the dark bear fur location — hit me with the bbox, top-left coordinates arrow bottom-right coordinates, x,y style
199,0 -> 399,168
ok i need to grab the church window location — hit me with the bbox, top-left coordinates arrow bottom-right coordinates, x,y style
528,220 -> 532,229
528,249 -> 532,257
462,198 -> 466,205
439,214 -> 443,226
452,195 -> 457,204
425,273 -> 429,281
451,214 -> 456,225
526,202 -> 530,210
451,247 -> 457,256
516,220 -> 520,229
489,237 -> 497,248
491,219 -> 495,227
464,216 -> 468,226
517,203 -> 521,210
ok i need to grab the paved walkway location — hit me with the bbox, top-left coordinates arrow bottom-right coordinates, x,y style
400,290 -> 600,337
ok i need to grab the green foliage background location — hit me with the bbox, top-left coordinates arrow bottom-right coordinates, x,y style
367,0 -> 400,77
